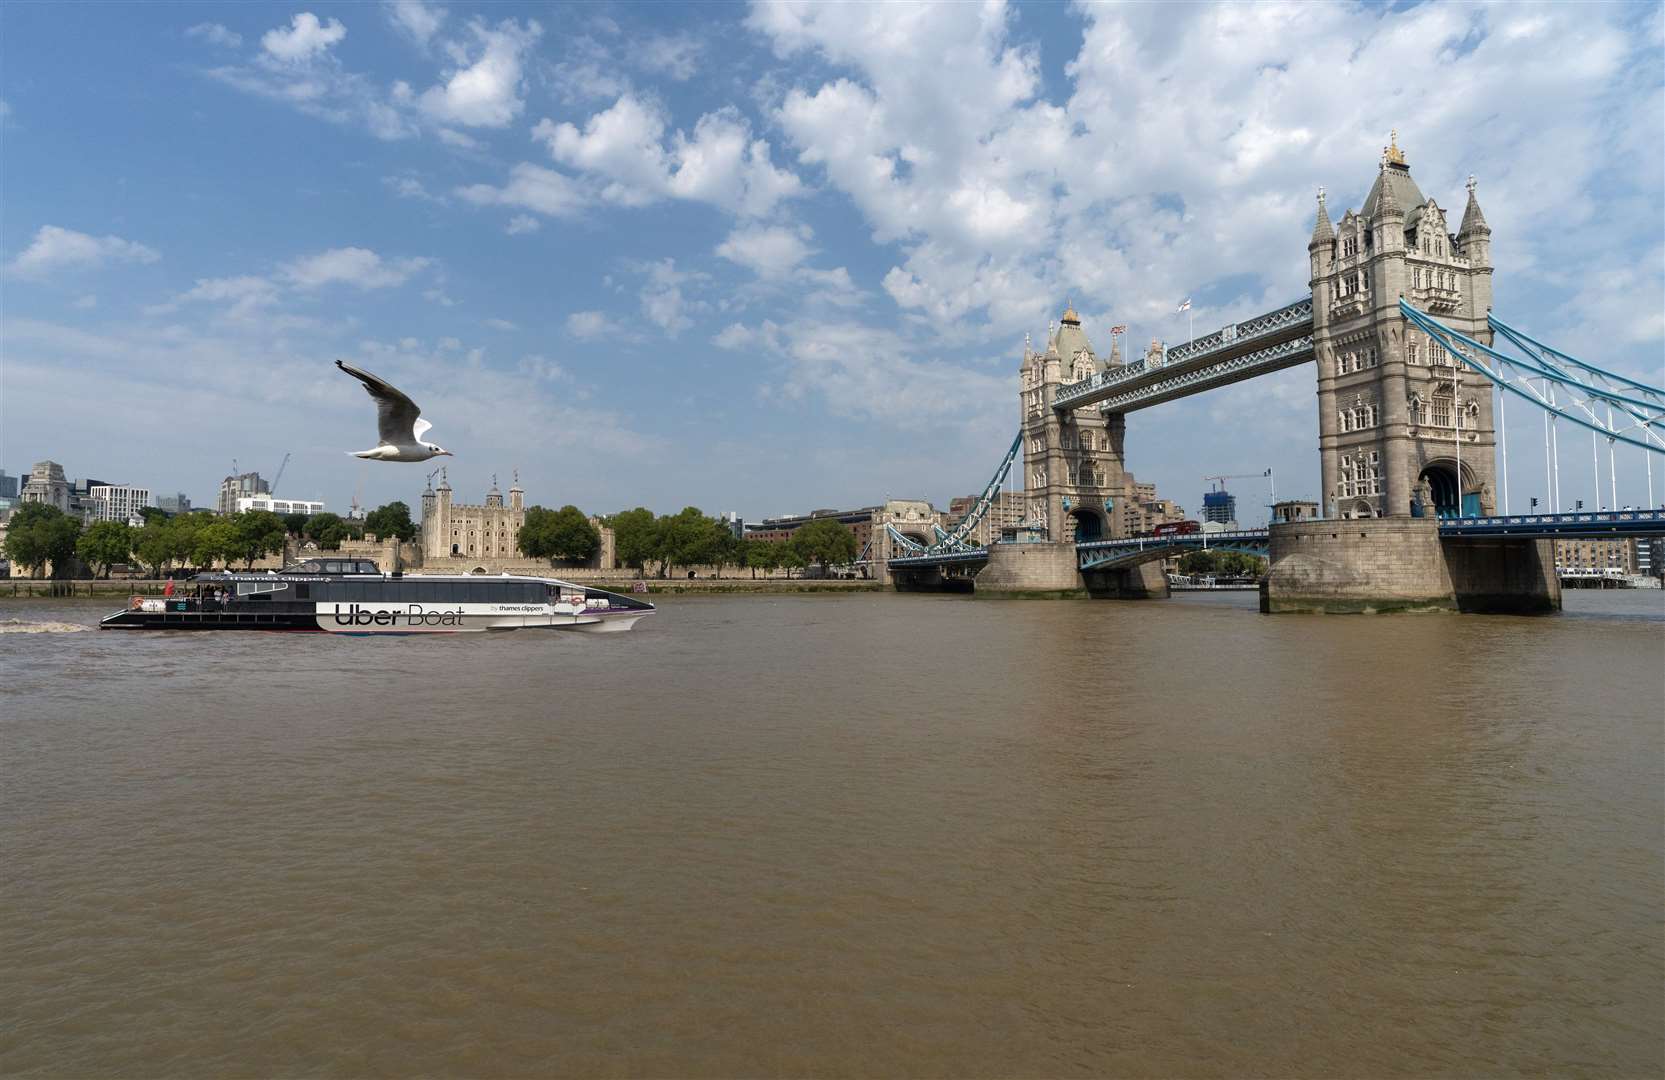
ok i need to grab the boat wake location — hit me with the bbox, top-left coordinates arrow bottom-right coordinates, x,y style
0,619 -> 91,634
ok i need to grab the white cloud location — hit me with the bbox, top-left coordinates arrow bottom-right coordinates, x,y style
504,214 -> 541,235
517,354 -> 570,382
565,310 -> 608,340
386,0 -> 446,48
186,22 -> 242,48
434,127 -> 479,149
635,259 -> 708,337
261,12 -> 346,64
162,274 -> 283,320
745,0 -> 1662,369
383,174 -> 446,203
7,225 -> 159,278
418,18 -> 541,128
456,163 -> 588,218
712,321 -> 764,350
715,224 -> 813,278
639,34 -> 702,80
531,95 -> 803,216
281,247 -> 432,289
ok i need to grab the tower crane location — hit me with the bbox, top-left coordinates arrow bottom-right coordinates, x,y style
270,452 -> 291,496
1202,472 -> 1268,492
1203,470 -> 1277,524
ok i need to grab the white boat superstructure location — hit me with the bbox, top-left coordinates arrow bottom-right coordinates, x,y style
101,558 -> 655,634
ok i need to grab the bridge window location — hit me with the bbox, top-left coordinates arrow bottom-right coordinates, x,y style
1432,390 -> 1453,427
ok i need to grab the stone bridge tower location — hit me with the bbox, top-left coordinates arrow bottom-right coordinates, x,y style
1309,133 -> 1497,519
1019,304 -> 1129,542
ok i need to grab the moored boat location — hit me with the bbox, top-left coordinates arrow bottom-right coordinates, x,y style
100,557 -> 654,634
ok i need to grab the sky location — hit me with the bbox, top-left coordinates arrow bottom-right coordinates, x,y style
2,0 -> 1661,524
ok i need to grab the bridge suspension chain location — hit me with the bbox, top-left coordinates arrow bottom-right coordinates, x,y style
886,431 -> 1023,557
1399,301 -> 1664,455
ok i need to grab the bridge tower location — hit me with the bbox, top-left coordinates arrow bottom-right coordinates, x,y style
1310,133 -> 1497,519
1019,304 -> 1127,542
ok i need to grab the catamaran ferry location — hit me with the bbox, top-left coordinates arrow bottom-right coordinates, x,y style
100,557 -> 654,634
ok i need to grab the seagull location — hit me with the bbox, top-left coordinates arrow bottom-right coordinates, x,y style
335,359 -> 453,462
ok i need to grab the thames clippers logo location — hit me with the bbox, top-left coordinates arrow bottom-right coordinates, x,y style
332,604 -> 464,627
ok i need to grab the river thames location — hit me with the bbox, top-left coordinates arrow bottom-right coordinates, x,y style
3,591 -> 1661,1077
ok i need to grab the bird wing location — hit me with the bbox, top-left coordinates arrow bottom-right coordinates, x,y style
336,359 -> 425,445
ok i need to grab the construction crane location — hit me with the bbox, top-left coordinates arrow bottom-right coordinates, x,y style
1203,470 -> 1277,524
270,452 -> 291,496
1202,472 -> 1268,493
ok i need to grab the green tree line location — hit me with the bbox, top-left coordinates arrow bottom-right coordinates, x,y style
1,500 -> 423,579
591,508 -> 859,578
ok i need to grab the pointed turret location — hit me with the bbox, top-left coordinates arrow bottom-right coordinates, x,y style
1458,174 -> 1493,270
1309,187 -> 1334,248
1458,174 -> 1490,237
1374,160 -> 1401,219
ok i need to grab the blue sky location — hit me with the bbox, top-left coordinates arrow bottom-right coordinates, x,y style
3,0 -> 1661,522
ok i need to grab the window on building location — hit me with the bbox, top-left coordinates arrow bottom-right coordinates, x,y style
1432,389 -> 1453,427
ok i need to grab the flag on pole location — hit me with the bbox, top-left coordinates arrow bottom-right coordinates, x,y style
1176,299 -> 1191,313
1109,324 -> 1128,335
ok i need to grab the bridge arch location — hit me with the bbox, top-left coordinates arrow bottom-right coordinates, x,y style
1417,458 -> 1481,518
1068,506 -> 1106,542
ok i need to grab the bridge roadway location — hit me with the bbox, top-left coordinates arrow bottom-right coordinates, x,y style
886,510 -> 1665,576
1051,298 -> 1315,413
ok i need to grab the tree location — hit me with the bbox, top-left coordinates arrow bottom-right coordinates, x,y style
232,510 -> 287,568
77,520 -> 134,578
742,538 -> 775,579
304,512 -> 345,544
191,521 -> 239,570
364,501 -> 418,542
790,518 -> 858,574
135,519 -> 176,577
2,503 -> 83,579
318,521 -> 352,550
609,507 -> 658,571
776,541 -> 806,579
655,507 -> 727,576
519,505 -> 601,564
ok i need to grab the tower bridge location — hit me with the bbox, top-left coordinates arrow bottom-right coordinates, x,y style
885,134 -> 1665,612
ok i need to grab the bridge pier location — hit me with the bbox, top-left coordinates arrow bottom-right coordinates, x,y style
1261,519 -> 1559,614
976,542 -> 1086,597
1082,561 -> 1170,600
890,565 -> 974,593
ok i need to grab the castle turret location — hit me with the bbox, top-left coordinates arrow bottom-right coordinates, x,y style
1458,175 -> 1492,267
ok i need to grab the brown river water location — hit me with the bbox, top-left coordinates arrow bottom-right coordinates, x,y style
3,591 -> 1662,1078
